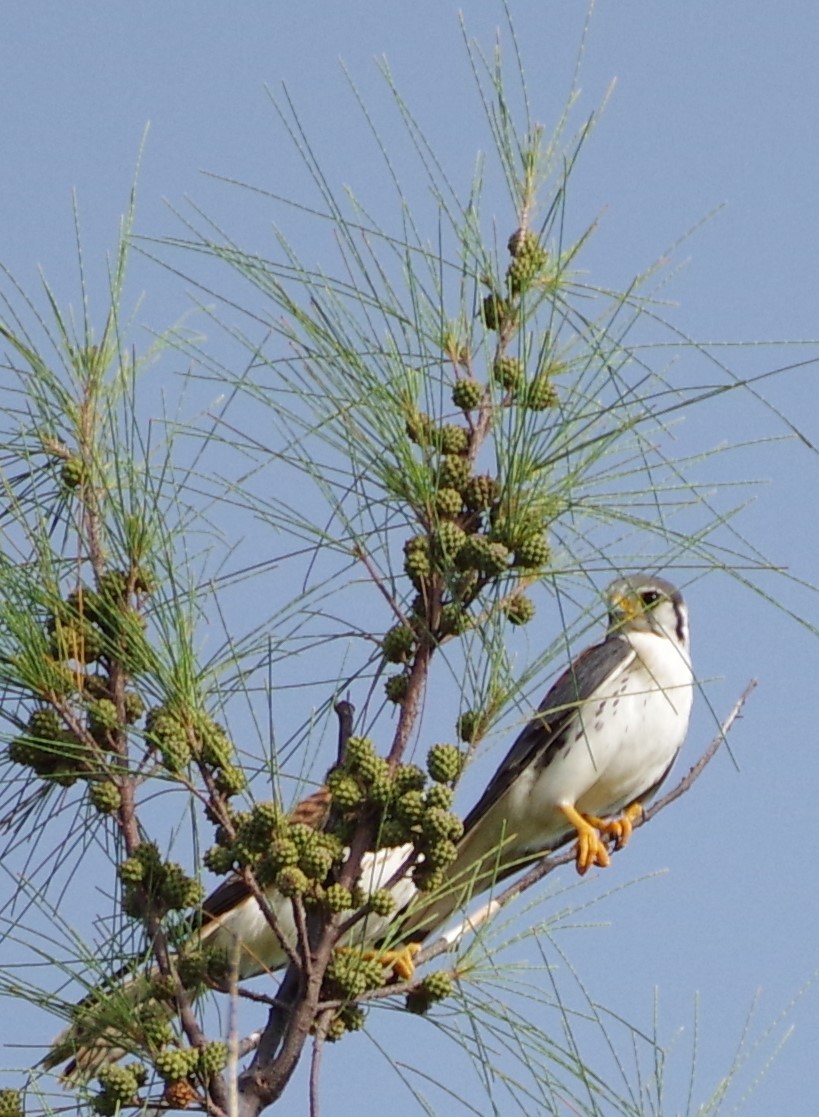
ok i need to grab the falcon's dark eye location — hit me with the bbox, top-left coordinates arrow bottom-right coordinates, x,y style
640,590 -> 662,608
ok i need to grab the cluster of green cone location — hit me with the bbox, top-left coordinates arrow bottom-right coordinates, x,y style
8,570 -> 151,801
385,229 -> 561,701
203,736 -> 464,906
91,1039 -> 227,1115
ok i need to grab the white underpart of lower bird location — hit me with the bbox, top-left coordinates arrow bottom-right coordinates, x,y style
199,843 -> 417,978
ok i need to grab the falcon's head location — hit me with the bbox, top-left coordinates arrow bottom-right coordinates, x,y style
605,574 -> 690,652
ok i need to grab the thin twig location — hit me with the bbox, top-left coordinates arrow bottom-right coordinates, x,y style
247,964 -> 303,1068
385,639 -> 433,769
641,679 -> 757,822
226,940 -> 242,1117
352,544 -> 407,624
308,1015 -> 330,1117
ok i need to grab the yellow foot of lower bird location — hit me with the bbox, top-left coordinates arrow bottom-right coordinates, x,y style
354,942 -> 421,982
559,803 -> 610,875
378,942 -> 421,981
587,801 -> 644,850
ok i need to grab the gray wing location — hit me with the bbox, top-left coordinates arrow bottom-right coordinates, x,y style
201,876 -> 253,926
460,634 -> 633,838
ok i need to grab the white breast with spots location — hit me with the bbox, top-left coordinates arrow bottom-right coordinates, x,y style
511,629 -> 693,853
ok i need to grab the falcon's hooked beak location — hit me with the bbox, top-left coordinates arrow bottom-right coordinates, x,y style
608,590 -> 643,627
607,587 -> 666,639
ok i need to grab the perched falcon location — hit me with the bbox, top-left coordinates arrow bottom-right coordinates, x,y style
47,573 -> 692,1076
400,573 -> 694,938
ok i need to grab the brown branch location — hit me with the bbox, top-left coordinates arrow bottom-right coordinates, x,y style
336,641 -> 432,894
291,896 -> 313,982
334,699 -> 354,765
386,638 -> 433,769
233,702 -> 362,1114
235,932 -> 334,1117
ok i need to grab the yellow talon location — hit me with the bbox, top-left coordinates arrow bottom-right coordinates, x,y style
559,803 -> 610,875
347,942 -> 421,982
587,801 -> 644,850
374,942 -> 421,982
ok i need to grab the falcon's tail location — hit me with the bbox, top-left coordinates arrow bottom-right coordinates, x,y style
42,967 -> 163,1083
395,822 -> 538,946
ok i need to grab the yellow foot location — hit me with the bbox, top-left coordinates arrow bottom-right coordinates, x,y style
352,942 -> 421,982
558,804 -> 610,875
377,942 -> 421,981
586,801 -> 644,850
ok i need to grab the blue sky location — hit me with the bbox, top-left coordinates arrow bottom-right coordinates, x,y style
2,2 -> 818,1114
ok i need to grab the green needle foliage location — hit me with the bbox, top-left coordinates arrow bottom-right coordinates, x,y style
0,12 -> 810,1117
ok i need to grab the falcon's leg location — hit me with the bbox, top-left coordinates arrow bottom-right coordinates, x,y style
558,804 -> 610,875
586,801 -> 643,850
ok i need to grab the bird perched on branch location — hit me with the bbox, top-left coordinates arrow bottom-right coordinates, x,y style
46,573 -> 693,1077
399,572 -> 694,938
